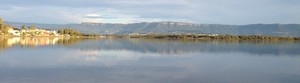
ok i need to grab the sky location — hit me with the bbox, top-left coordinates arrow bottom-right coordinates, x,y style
0,0 -> 299,24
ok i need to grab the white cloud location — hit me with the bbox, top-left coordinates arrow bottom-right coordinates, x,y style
1,0 -> 300,24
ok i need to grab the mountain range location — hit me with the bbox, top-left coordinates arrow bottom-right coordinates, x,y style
5,21 -> 300,36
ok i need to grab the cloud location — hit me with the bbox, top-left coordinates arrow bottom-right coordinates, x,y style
0,0 -> 299,24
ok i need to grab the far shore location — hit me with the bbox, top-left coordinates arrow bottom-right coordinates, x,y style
2,34 -> 299,41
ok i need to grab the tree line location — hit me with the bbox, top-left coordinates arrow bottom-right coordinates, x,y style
57,28 -> 99,37
0,18 -> 11,35
127,34 -> 300,40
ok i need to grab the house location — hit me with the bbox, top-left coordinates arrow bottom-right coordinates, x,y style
19,29 -> 59,36
8,28 -> 21,36
209,34 -> 218,36
45,29 -> 59,36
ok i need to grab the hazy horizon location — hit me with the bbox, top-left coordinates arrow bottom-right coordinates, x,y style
3,20 -> 300,25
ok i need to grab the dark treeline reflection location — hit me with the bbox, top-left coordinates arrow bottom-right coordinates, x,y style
68,39 -> 300,56
1,37 -> 299,56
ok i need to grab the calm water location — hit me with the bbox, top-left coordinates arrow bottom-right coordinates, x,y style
0,37 -> 300,83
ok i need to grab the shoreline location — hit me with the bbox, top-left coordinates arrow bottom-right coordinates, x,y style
111,34 -> 300,41
2,34 -> 300,41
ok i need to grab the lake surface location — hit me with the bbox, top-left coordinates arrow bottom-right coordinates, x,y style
0,37 -> 300,83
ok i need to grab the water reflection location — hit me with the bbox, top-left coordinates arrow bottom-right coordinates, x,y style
0,37 -> 300,83
67,39 -> 300,56
0,36 -> 82,49
1,37 -> 300,56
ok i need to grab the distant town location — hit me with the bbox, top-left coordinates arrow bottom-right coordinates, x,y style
0,18 -> 54,36
0,18 -> 97,37
7,27 -> 60,36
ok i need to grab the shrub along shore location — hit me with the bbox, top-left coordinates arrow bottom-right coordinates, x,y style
120,33 -> 300,41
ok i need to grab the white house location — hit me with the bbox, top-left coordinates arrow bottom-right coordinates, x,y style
8,28 -> 21,36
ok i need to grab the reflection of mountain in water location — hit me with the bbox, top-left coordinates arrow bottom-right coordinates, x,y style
68,39 -> 300,56
1,37 -> 299,56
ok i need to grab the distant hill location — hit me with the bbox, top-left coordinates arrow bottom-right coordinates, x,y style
5,21 -> 300,36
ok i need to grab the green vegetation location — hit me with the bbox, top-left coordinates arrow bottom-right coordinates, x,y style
57,28 -> 100,37
21,25 -> 26,30
210,35 -> 300,40
0,17 -> 12,35
0,18 -> 2,24
58,28 -> 83,36
126,33 -> 300,41
28,25 -> 36,30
